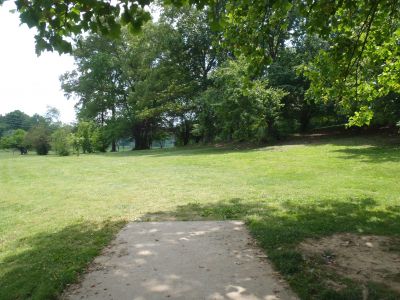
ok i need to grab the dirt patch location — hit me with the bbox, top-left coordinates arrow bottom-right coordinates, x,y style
299,233 -> 400,293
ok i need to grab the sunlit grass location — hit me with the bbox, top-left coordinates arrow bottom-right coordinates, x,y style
0,135 -> 399,299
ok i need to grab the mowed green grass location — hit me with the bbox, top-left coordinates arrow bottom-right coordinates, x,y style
1,135 -> 399,299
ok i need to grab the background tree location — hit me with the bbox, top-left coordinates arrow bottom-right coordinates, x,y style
159,6 -> 225,145
0,129 -> 28,154
61,35 -> 124,152
25,125 -> 51,155
0,110 -> 47,138
197,57 -> 286,142
74,121 -> 96,153
51,127 -> 72,156
53,1 -> 400,149
62,11 -> 221,149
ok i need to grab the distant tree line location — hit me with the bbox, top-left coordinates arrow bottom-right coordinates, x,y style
0,108 -> 112,156
0,110 -> 53,155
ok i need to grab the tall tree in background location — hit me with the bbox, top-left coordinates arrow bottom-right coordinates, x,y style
159,6 -> 223,144
0,110 -> 48,138
61,35 -> 124,151
62,6 -> 223,149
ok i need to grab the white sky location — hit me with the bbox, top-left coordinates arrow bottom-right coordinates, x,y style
0,3 -> 160,124
0,2 -> 77,123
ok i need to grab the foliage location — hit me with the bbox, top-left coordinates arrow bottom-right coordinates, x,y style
0,129 -> 28,154
211,0 -> 400,126
69,133 -> 84,156
152,130 -> 170,148
5,0 -> 153,54
61,34 -> 123,152
46,1 -> 400,146
91,126 -> 109,152
5,0 -> 400,127
220,0 -> 295,69
25,125 -> 51,155
198,57 -> 286,142
160,6 -> 223,145
75,121 -> 96,153
61,7 -> 220,149
371,92 -> 400,127
300,1 -> 400,125
67,120 -> 109,153
51,127 -> 72,156
0,110 -> 46,138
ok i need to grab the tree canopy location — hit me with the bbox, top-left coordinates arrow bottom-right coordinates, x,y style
2,0 -> 399,144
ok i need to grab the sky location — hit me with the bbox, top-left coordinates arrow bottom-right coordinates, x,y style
0,2 -> 77,123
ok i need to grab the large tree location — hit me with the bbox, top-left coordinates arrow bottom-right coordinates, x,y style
62,5 -> 223,148
61,35 -> 124,151
159,6 -> 224,144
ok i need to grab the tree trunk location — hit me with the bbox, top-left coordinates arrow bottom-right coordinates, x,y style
111,140 -> 117,152
110,106 -> 117,152
300,104 -> 312,132
133,124 -> 151,150
182,120 -> 191,146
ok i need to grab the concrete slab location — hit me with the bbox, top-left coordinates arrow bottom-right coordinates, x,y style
63,221 -> 297,300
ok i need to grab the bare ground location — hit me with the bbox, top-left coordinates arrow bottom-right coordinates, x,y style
62,221 -> 297,300
299,233 -> 400,293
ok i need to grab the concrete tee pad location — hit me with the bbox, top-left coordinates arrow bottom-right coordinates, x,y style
63,221 -> 296,300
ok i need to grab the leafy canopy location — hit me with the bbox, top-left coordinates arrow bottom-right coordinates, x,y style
4,0 -> 399,126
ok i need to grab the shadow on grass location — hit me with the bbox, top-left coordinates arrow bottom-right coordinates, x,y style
333,145 -> 400,163
101,145 -> 243,158
0,220 -> 126,300
142,197 -> 400,299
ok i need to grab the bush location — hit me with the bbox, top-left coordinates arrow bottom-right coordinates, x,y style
25,125 -> 51,155
51,128 -> 71,156
91,127 -> 108,152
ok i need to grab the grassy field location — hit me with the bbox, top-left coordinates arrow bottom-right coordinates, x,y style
1,134 -> 399,299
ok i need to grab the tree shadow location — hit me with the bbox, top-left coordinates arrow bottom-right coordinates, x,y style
142,197 -> 400,244
3,198 -> 398,299
99,144 -> 256,158
0,220 -> 126,299
141,197 -> 400,299
332,145 -> 400,163
280,131 -> 399,148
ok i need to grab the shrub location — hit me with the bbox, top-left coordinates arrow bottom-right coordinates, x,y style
51,128 -> 71,156
25,125 -> 51,155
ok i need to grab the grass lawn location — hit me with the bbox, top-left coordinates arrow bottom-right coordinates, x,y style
1,134 -> 399,299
